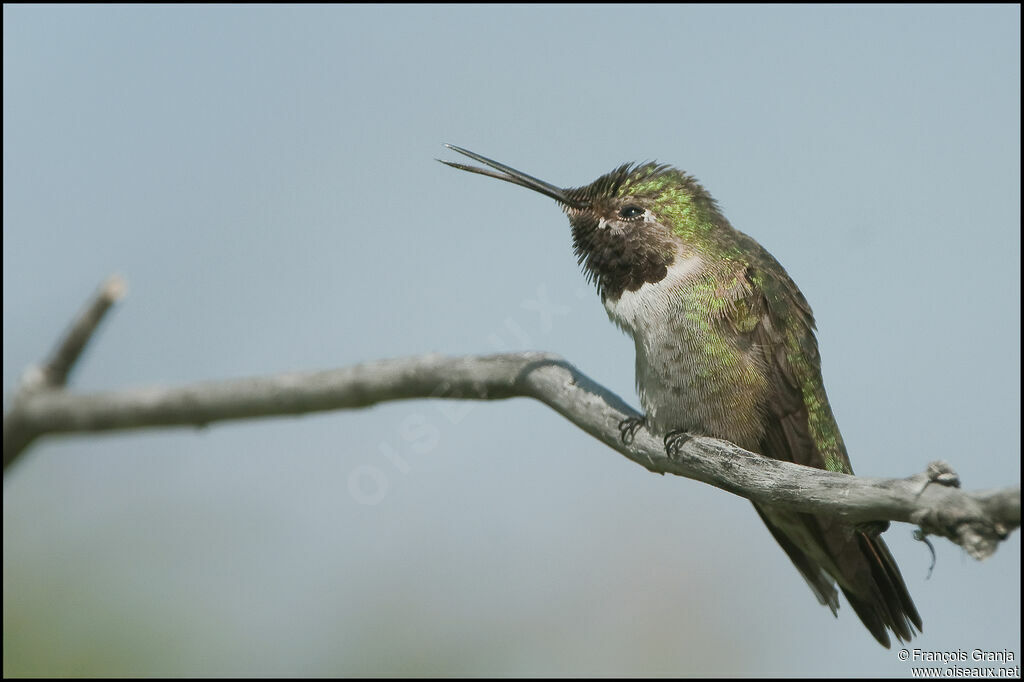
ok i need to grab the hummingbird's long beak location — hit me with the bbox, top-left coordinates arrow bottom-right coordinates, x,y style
439,144 -> 586,209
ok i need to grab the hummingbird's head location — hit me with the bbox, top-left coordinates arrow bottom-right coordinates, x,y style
441,145 -> 730,301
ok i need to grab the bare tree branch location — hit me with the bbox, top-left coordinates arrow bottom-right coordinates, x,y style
3,275 -> 125,467
3,279 -> 1019,561
41,275 -> 127,388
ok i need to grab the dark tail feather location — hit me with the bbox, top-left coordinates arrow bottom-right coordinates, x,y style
754,504 -> 840,614
755,504 -> 922,648
840,533 -> 923,647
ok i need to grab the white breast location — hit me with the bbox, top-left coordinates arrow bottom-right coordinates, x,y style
601,252 -> 710,435
603,252 -> 705,335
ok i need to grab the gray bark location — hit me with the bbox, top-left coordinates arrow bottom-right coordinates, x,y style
4,278 -> 1018,561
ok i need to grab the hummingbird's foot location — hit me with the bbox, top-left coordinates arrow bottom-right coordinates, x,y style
618,415 -> 646,445
664,430 -> 694,459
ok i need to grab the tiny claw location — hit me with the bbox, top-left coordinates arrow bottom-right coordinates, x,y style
618,416 -> 646,445
664,430 -> 693,458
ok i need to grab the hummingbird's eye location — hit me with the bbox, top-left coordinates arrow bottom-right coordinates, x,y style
618,205 -> 644,220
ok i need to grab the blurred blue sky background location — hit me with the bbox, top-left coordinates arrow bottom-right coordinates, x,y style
3,5 -> 1019,676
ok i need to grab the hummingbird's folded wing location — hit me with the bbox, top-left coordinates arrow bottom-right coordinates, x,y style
731,247 -> 922,647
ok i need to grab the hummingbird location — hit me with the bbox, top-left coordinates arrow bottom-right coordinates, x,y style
441,144 -> 922,647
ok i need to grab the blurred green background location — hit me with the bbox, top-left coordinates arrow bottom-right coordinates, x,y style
4,5 -> 1019,676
